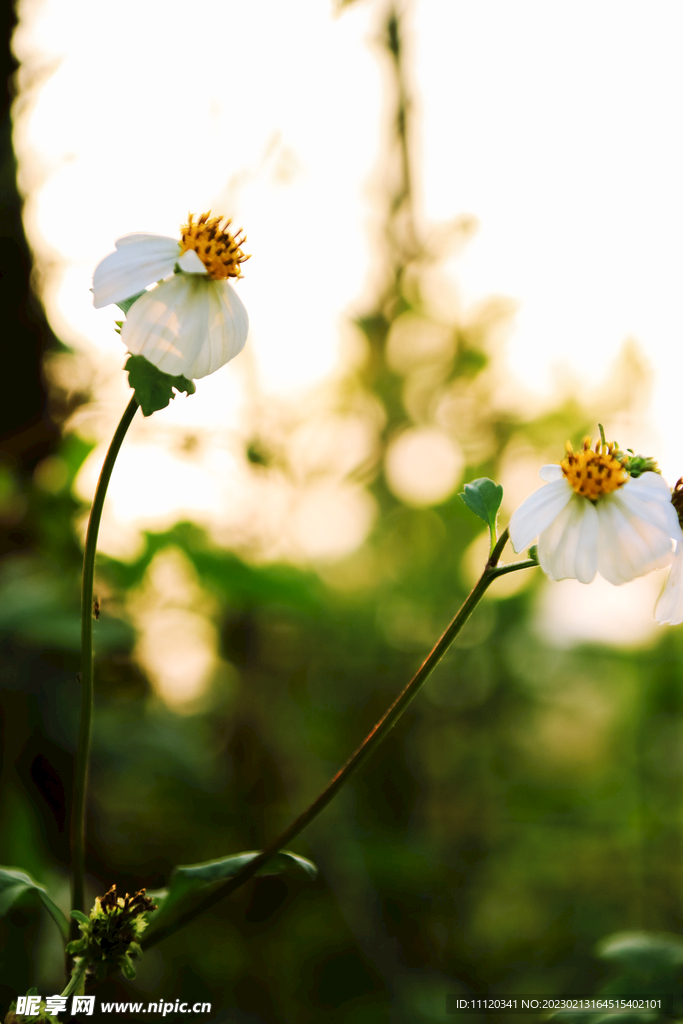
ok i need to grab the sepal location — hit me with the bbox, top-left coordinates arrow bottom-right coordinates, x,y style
620,452 -> 660,478
116,291 -> 146,315
65,938 -> 87,955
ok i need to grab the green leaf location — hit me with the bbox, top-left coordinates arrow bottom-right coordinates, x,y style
116,291 -> 146,315
175,850 -> 318,886
597,930 -> 683,971
145,851 -> 317,935
125,354 -> 196,417
70,909 -> 90,925
145,888 -> 168,906
459,478 -> 504,536
0,867 -> 69,941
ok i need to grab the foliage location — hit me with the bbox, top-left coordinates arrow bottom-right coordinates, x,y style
145,851 -> 317,940
124,355 -> 196,418
459,478 -> 504,548
0,870 -> 68,941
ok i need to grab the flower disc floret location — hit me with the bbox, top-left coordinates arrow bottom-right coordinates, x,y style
179,212 -> 250,280
509,432 -> 680,585
561,437 -> 627,500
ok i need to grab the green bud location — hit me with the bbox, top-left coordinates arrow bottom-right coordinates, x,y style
66,885 -> 157,988
620,453 -> 660,478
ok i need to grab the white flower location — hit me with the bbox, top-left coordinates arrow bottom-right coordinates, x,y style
655,542 -> 683,624
92,213 -> 250,379
655,479 -> 683,624
509,438 -> 680,585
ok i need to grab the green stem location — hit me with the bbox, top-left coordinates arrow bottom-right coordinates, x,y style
61,956 -> 89,999
143,526 -> 535,951
71,396 -> 138,937
490,558 -> 538,579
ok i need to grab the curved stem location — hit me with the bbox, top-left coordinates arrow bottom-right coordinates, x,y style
143,527 -> 536,951
71,397 -> 138,936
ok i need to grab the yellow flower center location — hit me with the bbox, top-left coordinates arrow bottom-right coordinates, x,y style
560,436 -> 628,499
179,212 -> 250,280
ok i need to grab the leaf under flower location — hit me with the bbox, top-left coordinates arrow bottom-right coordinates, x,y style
125,354 -> 196,417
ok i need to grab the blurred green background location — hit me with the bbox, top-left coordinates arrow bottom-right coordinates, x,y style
3,5 -> 683,1022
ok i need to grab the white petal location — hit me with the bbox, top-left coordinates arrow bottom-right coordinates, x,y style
509,477 -> 574,552
114,232 -> 169,247
655,543 -> 683,625
623,470 -> 675,503
177,248 -> 208,274
537,496 -> 599,582
121,275 -> 205,377
185,280 -> 249,379
539,464 -> 563,482
596,490 -> 677,585
121,276 -> 248,379
92,234 -> 180,309
617,472 -> 681,539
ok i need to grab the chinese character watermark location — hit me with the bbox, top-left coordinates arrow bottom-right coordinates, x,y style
72,995 -> 95,1015
15,994 -> 95,1017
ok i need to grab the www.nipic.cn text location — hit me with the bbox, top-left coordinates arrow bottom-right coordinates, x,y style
14,995 -> 212,1016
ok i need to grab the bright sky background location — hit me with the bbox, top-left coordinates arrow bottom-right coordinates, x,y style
12,0 -> 683,658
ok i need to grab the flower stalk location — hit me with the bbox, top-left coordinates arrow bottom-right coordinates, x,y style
142,528 -> 536,950
61,957 -> 88,1000
71,397 -> 139,938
